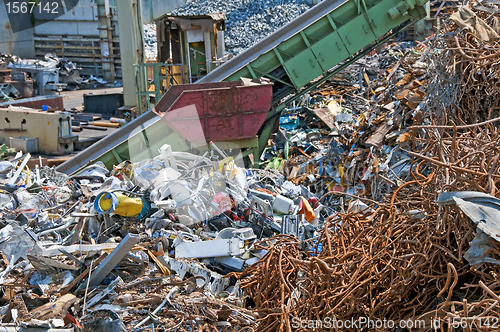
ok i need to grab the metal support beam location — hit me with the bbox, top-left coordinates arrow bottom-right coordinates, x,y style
88,233 -> 140,287
217,30 -> 225,59
116,0 -> 144,107
204,32 -> 212,73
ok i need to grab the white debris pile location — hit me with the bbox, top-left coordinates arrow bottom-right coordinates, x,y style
144,23 -> 158,61
170,0 -> 313,56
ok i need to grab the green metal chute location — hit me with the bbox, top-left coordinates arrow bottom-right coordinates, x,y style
57,0 -> 429,175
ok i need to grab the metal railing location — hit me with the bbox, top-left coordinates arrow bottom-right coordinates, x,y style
134,62 -> 186,115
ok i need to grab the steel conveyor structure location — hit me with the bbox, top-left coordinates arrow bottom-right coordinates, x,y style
57,0 -> 429,174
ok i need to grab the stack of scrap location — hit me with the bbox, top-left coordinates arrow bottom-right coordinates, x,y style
265,40 -> 430,204
427,2 -> 500,124
237,116 -> 500,330
0,143 -> 328,331
2,2 -> 500,332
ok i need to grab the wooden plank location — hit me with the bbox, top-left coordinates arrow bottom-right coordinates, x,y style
36,45 -> 96,50
34,37 -> 120,43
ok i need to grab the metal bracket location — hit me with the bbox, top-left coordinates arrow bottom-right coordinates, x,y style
359,0 -> 377,28
252,67 -> 295,88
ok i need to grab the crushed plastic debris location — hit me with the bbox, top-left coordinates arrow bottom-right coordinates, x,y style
0,143 -> 301,330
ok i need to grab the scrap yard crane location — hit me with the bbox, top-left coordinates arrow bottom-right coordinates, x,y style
57,0 -> 429,175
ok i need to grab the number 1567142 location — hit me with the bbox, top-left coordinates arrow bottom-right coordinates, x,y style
6,1 -> 59,14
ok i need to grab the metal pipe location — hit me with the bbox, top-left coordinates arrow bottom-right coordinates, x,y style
37,217 -> 76,240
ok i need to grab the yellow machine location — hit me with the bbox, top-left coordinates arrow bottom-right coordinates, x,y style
0,106 -> 77,154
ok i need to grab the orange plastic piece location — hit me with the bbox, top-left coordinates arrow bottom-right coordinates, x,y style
298,196 -> 315,223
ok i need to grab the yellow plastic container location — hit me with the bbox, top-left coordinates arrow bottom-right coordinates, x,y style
94,191 -> 149,218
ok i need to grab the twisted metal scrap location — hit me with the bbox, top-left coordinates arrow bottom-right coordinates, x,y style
426,1 -> 500,125
233,124 -> 500,331
235,203 -> 500,331
233,207 -> 464,331
228,235 -> 302,331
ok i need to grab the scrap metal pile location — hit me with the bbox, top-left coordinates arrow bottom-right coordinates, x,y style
9,53 -> 82,86
170,0 -> 313,56
0,137 -> 333,331
265,40 -> 429,203
427,1 -> 500,125
2,2 -> 500,332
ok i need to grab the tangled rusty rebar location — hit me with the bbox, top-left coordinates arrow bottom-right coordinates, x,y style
427,1 -> 500,125
235,117 -> 500,331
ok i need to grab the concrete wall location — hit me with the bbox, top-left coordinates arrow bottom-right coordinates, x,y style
142,0 -> 188,24
0,5 -> 35,58
34,0 -> 119,37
